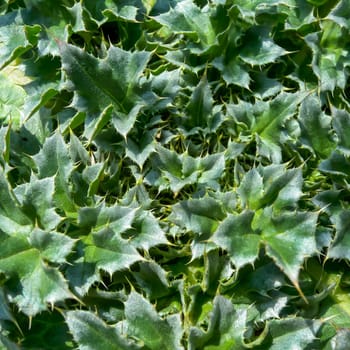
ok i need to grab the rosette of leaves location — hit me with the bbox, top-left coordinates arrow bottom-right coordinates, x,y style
0,0 -> 350,348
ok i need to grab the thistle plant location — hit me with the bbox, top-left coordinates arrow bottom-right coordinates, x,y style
0,0 -> 350,348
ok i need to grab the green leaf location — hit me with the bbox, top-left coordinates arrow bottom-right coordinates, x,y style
237,168 -> 264,210
69,131 -> 90,165
29,228 -> 75,264
20,54 -> 61,119
0,234 -> 72,316
14,261 -> 73,316
0,213 -> 32,238
232,262 -> 287,296
142,0 -> 157,15
299,94 -> 335,158
0,72 -> 26,125
122,211 -> 167,250
239,26 -> 287,66
212,24 -> 250,89
325,328 -> 350,350
0,170 -> 31,228
169,196 -> 225,236
82,162 -> 106,197
212,211 -> 260,269
252,92 -> 304,162
0,334 -> 21,350
252,92 -> 301,135
284,0 -> 315,29
0,13 -> 40,69
184,75 -> 213,130
67,1 -> 98,34
318,273 -> 350,330
153,0 -> 216,53
19,1 -> 85,57
124,130 -> 156,168
196,153 -> 225,189
328,0 -> 350,29
305,21 -> 350,91
328,211 -> 350,260
19,310 -> 74,350
133,261 -> 170,300
29,128 -> 61,177
150,69 -> 181,110
148,147 -> 224,193
84,227 -> 143,275
83,105 -> 113,143
0,124 -> 10,165
0,287 -> 15,323
332,107 -> 350,156
267,318 -> 321,349
188,296 -> 246,350
259,166 -> 303,212
33,132 -> 75,213
153,145 -> 182,177
319,151 -> 350,178
202,249 -> 230,296
78,204 -> 137,232
60,43 -> 150,136
14,176 -> 62,230
66,310 -> 139,350
228,93 -> 305,162
121,183 -> 152,210
238,165 -> 303,212
191,238 -> 218,261
253,208 -> 318,287
233,0 -> 291,19
251,71 -> 283,99
102,1 -> 140,22
124,291 -> 183,350
65,242 -> 100,297
212,55 -> 250,89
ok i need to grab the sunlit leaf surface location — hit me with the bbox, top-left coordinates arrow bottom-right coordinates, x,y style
0,0 -> 349,348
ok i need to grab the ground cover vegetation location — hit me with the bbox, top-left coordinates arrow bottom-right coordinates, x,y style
0,0 -> 350,348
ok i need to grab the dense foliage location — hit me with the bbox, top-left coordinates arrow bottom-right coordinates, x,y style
1,0 -> 350,348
